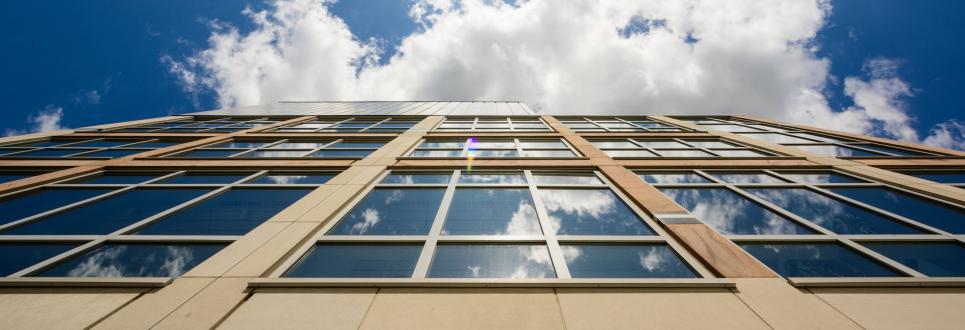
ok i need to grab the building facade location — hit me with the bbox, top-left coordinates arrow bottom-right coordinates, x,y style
0,101 -> 962,329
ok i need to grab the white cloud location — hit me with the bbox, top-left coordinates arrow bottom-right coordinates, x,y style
168,0 -> 961,150
922,120 -> 965,151
29,105 -> 66,133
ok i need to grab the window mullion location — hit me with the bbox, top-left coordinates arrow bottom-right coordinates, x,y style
411,170 -> 460,278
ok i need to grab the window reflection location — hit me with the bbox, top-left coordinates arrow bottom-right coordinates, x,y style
442,189 -> 541,235
744,188 -> 925,235
36,243 -> 224,277
539,189 -> 654,235
329,189 -> 445,235
284,244 -> 422,278
740,243 -> 902,277
660,188 -> 815,235
428,244 -> 556,278
638,172 -> 710,184
562,244 -> 696,278
828,187 -> 965,234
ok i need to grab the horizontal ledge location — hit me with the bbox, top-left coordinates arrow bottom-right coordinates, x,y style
0,277 -> 172,288
249,278 -> 735,288
788,277 -> 965,288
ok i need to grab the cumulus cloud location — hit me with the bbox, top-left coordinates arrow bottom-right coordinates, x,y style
167,0 -> 961,150
29,105 -> 66,132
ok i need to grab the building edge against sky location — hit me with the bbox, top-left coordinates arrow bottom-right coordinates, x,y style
0,101 -> 960,329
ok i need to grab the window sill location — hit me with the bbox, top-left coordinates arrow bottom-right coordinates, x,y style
0,277 -> 172,288
249,278 -> 735,288
788,277 -> 965,288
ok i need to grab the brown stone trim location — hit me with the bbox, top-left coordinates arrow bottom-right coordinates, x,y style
853,159 -> 965,167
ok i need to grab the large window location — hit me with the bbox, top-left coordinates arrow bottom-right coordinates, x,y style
164,139 -> 386,158
408,138 -> 580,158
0,169 -> 333,278
677,117 -> 940,157
895,169 -> 965,189
280,170 -> 702,280
271,117 -> 422,133
642,169 -> 965,278
0,138 -> 191,159
0,170 -> 53,184
557,117 -> 689,132
108,117 -> 284,133
434,117 -> 551,132
591,138 -> 778,158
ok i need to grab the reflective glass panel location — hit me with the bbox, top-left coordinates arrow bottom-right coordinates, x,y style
712,149 -> 771,157
540,189 -> 654,235
459,172 -> 526,184
520,141 -> 566,149
0,188 -> 113,226
66,173 -> 163,184
125,141 -> 181,149
708,172 -> 788,184
638,172 -> 710,184
284,244 -> 423,278
410,150 -> 462,157
633,140 -> 688,148
268,142 -> 328,149
469,141 -> 515,149
532,173 -> 602,185
562,244 -> 696,278
660,188 -> 815,235
828,187 -> 965,234
421,141 -> 465,148
328,188 -> 445,235
605,150 -> 658,157
36,243 -> 225,277
137,188 -> 312,235
68,140 -> 137,148
740,243 -> 902,277
15,149 -> 88,157
442,188 -> 541,235
738,133 -> 819,144
684,141 -> 738,148
207,141 -> 273,149
853,144 -> 931,156
428,245 -> 556,278
381,172 -> 451,184
744,188 -> 925,235
239,150 -> 308,158
523,150 -> 575,157
246,173 -> 334,184
0,243 -> 78,276
3,188 -> 212,235
776,172 -> 866,184
791,145 -> 884,157
591,141 -> 637,148
157,173 -> 250,184
898,171 -> 965,183
81,149 -> 145,158
329,142 -> 385,149
309,150 -> 372,157
174,150 -> 239,158
655,149 -> 716,157
862,242 -> 965,277
472,150 -> 519,157
0,174 -> 31,184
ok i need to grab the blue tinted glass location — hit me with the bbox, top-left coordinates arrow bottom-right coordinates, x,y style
75,150 -> 144,158
472,150 -> 519,157
309,150 -> 372,158
712,149 -> 771,157
605,150 -> 658,157
237,150 -> 308,158
0,188 -> 113,226
13,149 -> 90,157
3,188 -> 212,235
744,188 -> 924,235
638,172 -> 710,184
655,149 -> 715,157
268,142 -> 328,149
246,173 -> 334,184
523,150 -> 575,157
284,244 -> 422,278
776,172 -> 866,183
739,133 -> 819,144
442,188 -> 541,235
459,172 -> 526,184
156,173 -> 251,184
37,243 -> 224,277
174,150 -> 239,158
428,245 -> 556,278
381,172 -> 451,184
329,142 -> 385,149
828,187 -> 965,234
329,188 -> 445,235
562,244 -> 695,278
532,173 -> 602,185
410,150 -> 462,157
0,174 -> 32,184
0,149 -> 27,156
125,141 -> 182,148
792,145 -> 885,157
740,243 -> 902,277
899,172 -> 965,183
66,173 -> 163,184
137,188 -> 311,235
0,243 -> 78,276
207,141 -> 273,149
853,144 -> 931,156
68,140 -> 140,148
540,189 -> 654,235
862,242 -> 965,277
708,172 -> 787,184
12,140 -> 73,148
660,188 -> 815,235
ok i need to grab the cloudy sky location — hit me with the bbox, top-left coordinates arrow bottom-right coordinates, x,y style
2,0 -> 962,149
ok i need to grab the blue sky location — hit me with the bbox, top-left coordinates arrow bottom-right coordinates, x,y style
0,1 -> 961,148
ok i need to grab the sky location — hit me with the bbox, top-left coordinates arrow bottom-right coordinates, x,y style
1,0 -> 962,150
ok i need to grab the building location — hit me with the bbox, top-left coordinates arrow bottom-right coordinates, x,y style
0,101 -> 962,329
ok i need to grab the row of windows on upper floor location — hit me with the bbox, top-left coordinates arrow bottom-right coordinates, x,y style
0,169 -> 960,279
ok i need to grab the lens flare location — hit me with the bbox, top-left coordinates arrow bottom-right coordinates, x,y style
466,137 -> 476,172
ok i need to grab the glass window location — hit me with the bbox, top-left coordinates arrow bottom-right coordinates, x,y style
520,141 -> 566,149
442,188 -> 541,235
744,188 -> 925,235
539,189 -> 654,235
472,150 -> 519,157
532,172 -> 602,185
738,133 -> 819,144
427,244 -> 556,278
740,243 -> 902,277
240,150 -> 309,158
591,141 -> 637,148
862,242 -> 965,277
3,188 -> 213,235
605,150 -> 658,157
660,188 -> 815,235
328,189 -> 445,235
381,172 -> 451,184
712,149 -> 772,157
459,172 -> 526,184
245,172 -> 334,184
35,243 -> 225,277
309,150 -> 373,158
13,149 -> 88,157
136,188 -> 312,235
156,173 -> 252,184
174,150 -> 239,158
523,150 -> 575,157
284,244 -> 422,278
82,150 -> 144,158
0,243 -> 78,276
791,145 -> 885,157
638,172 -> 711,184
410,150 -> 462,157
899,171 -> 965,184
635,140 -> 689,148
66,173 -> 164,185
0,173 -> 32,184
707,172 -> 788,184
562,244 -> 696,278
655,150 -> 716,157
685,141 -> 737,148
853,144 -> 931,156
0,188 -> 114,226
776,172 -> 867,184
827,187 -> 965,234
